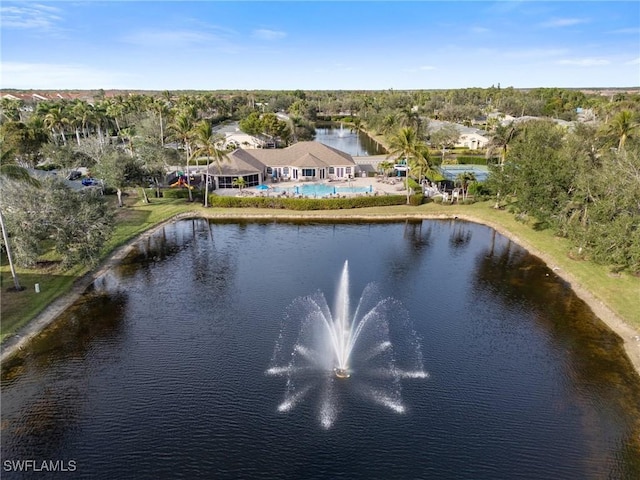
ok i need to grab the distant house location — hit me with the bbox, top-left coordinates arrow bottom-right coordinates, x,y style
458,131 -> 489,150
204,141 -> 357,189
212,123 -> 265,150
429,120 -> 490,150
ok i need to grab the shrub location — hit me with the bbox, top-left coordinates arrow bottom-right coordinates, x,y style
154,188 -> 200,199
456,156 -> 488,165
208,194 -> 409,210
409,194 -> 424,206
38,164 -> 62,171
467,182 -> 491,197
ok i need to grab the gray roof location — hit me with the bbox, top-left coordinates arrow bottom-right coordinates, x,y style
249,141 -> 355,167
429,119 -> 487,136
206,141 -> 355,177
207,148 -> 265,176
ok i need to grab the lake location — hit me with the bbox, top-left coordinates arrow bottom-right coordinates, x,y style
2,219 -> 639,479
314,123 -> 386,156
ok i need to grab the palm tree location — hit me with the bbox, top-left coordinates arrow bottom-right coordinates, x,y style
486,123 -> 517,209
169,113 -> 195,201
155,98 -> 171,146
386,126 -> 427,204
408,148 -> 437,186
455,171 -> 476,200
378,160 -> 394,177
106,98 -> 125,138
43,104 -> 69,146
399,108 -> 424,135
232,176 -> 246,190
192,120 -> 228,207
0,97 -> 22,122
120,126 -> 136,156
71,100 -> 91,145
607,110 -> 639,151
380,113 -> 399,136
487,122 -> 517,167
92,100 -> 110,147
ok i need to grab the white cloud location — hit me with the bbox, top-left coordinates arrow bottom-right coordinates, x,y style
0,62 -> 136,89
556,58 -> 610,67
539,17 -> 589,28
252,29 -> 286,40
624,57 -> 640,65
0,3 -> 62,29
419,65 -> 436,71
470,26 -> 491,34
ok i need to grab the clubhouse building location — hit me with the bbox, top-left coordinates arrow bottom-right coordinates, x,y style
205,141 -> 358,189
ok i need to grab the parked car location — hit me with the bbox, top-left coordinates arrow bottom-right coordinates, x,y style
82,177 -> 99,186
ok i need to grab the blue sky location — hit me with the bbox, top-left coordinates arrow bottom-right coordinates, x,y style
1,1 -> 638,90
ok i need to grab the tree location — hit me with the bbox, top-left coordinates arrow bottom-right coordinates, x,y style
232,176 -> 246,190
0,97 -> 23,123
261,113 -> 291,145
169,113 -> 195,201
487,122 -> 517,167
192,120 -> 228,207
136,139 -> 177,199
486,121 -> 518,208
409,148 -> 437,185
43,104 -> 69,146
71,100 -> 92,145
496,120 -> 568,228
149,98 -> 171,146
558,132 -> 640,272
386,127 -> 427,204
92,149 -> 145,207
606,110 -> 639,151
378,160 -> 394,177
106,98 -> 125,137
0,120 -> 47,168
455,171 -> 476,200
1,177 -> 113,269
398,108 -> 425,135
239,112 -> 262,136
429,124 -> 460,162
0,146 -> 41,290
380,113 -> 399,136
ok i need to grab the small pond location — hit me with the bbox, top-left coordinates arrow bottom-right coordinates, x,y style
2,220 -> 639,479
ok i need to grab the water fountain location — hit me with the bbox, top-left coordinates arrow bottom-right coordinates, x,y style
267,261 -> 428,428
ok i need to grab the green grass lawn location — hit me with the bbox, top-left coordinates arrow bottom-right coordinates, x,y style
2,197 -> 638,342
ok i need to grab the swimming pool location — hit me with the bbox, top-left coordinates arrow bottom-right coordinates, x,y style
271,183 -> 373,197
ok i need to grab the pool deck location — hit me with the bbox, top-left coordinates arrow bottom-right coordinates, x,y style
218,176 -> 409,198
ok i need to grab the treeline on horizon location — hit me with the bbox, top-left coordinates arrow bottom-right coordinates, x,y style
0,86 -> 639,273
3,86 -> 640,120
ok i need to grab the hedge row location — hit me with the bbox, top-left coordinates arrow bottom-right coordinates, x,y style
147,188 -> 201,199
456,156 -> 489,165
207,194 -> 420,210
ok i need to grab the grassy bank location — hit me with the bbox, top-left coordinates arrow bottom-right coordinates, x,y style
2,197 -> 638,343
1,199 -> 198,339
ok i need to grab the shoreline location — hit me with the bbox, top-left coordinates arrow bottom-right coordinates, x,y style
2,210 -> 639,376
